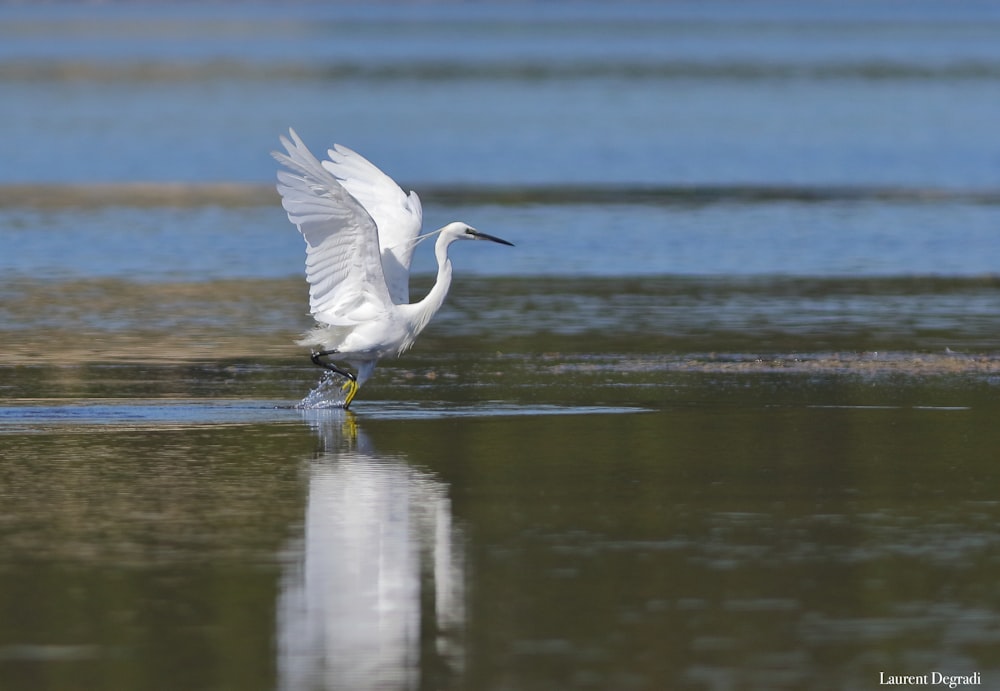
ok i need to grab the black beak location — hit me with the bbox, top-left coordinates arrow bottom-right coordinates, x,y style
470,229 -> 514,246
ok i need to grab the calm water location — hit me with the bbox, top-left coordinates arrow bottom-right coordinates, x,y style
2,2 -> 1000,690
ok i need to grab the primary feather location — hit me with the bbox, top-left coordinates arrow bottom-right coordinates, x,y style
273,129 -> 393,326
323,144 -> 423,304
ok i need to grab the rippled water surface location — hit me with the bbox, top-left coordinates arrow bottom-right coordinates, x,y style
3,2 -> 1000,690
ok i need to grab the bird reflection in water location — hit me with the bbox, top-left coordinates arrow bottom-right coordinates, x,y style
277,410 -> 465,690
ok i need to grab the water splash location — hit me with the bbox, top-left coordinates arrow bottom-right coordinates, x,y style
297,370 -> 351,409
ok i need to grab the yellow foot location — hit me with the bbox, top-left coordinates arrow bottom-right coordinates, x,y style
341,378 -> 360,409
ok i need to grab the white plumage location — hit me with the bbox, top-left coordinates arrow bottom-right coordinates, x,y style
273,129 -> 513,408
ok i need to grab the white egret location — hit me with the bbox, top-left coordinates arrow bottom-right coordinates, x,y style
273,129 -> 513,408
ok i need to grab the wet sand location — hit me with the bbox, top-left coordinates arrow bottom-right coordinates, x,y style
2,273 -> 996,381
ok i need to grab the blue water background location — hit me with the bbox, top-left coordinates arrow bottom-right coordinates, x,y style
4,200 -> 1000,280
2,1 -> 1000,187
1,1 -> 1000,279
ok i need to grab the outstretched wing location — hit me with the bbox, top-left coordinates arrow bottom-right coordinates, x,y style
273,129 -> 393,326
322,144 -> 423,304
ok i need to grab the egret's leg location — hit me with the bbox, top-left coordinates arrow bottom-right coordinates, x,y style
310,350 -> 355,379
341,378 -> 360,409
310,351 -> 360,408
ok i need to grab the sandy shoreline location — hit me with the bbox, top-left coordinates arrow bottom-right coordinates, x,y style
1,341 -> 997,377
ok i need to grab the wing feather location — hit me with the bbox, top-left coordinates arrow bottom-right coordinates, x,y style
322,144 -> 423,304
272,129 -> 393,326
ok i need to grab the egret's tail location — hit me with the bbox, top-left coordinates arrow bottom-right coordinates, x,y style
296,324 -> 350,350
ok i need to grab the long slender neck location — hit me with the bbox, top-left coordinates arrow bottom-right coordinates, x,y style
409,232 -> 454,337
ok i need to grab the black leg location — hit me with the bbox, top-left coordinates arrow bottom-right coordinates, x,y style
310,350 -> 361,408
310,350 -> 357,381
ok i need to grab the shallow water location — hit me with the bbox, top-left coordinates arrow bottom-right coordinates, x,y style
3,2 -> 1000,690
3,369 -> 1000,690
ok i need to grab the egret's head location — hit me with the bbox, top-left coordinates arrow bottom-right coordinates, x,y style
442,222 -> 514,246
